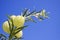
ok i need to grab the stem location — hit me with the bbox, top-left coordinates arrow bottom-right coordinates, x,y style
8,18 -> 14,40
9,34 -> 13,40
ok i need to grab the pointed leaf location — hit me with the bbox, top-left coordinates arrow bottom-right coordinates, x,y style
14,26 -> 28,35
0,34 -> 7,38
26,10 -> 36,16
27,17 -> 36,23
22,8 -> 28,16
8,20 -> 12,33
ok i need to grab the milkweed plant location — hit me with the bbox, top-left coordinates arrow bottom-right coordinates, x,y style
0,8 -> 48,40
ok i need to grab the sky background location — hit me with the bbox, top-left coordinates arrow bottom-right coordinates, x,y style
0,0 -> 60,40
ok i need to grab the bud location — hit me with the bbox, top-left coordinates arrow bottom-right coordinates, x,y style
10,15 -> 16,21
15,31 -> 23,38
3,15 -> 25,33
40,9 -> 46,17
2,21 -> 10,33
13,15 -> 25,28
3,21 -> 23,38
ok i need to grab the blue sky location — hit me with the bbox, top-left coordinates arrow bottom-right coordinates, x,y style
0,0 -> 60,40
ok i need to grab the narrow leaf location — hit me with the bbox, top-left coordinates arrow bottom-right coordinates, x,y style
22,9 -> 28,16
26,17 -> 36,23
0,34 -> 7,38
26,10 -> 36,16
14,26 -> 28,35
8,20 -> 12,33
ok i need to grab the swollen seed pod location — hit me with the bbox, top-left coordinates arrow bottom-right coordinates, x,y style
3,21 -> 23,38
15,31 -> 23,38
3,15 -> 25,37
10,15 -> 25,28
40,9 -> 46,17
10,15 -> 16,21
2,21 -> 10,33
10,15 -> 16,25
13,15 -> 25,28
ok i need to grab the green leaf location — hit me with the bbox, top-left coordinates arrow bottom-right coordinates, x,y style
7,15 -> 15,34
14,36 -> 23,40
11,18 -> 14,33
26,17 -> 37,23
0,34 -> 7,38
30,18 -> 37,23
8,20 -> 12,33
22,8 -> 28,16
26,9 -> 36,16
14,26 -> 28,35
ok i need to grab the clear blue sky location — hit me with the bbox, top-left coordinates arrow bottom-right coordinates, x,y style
0,0 -> 60,40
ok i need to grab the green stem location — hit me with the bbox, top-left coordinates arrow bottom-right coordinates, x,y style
9,34 -> 13,40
